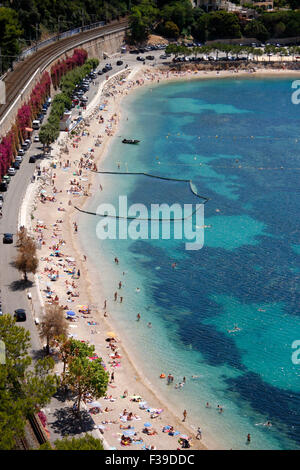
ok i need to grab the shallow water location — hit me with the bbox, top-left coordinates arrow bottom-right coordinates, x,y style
80,77 -> 300,449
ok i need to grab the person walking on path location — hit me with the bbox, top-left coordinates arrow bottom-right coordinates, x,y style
196,427 -> 202,440
110,371 -> 114,383
183,410 -> 187,422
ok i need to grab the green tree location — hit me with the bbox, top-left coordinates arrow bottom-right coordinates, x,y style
244,20 -> 269,42
53,434 -> 104,450
0,7 -> 23,72
0,315 -> 57,449
129,0 -> 159,44
160,0 -> 194,33
163,21 -> 180,39
39,123 -> 59,149
193,11 -> 241,42
65,356 -> 109,413
55,336 -> 96,383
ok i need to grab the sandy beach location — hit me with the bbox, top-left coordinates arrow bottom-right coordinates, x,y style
24,62 -> 300,450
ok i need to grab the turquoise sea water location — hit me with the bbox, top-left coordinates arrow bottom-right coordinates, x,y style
80,77 -> 300,449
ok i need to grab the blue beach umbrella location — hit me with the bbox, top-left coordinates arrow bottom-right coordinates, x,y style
67,311 -> 76,317
144,422 -> 152,428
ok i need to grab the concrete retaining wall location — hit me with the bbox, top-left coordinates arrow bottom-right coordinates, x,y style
0,29 -> 126,137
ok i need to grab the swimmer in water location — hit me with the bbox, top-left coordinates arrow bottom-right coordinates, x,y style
136,288 -> 140,293
137,313 -> 141,321
147,322 -> 152,328
171,262 -> 177,269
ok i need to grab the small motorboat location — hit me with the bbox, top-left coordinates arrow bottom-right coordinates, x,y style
122,139 -> 140,144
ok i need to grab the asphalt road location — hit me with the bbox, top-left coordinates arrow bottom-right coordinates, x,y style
0,141 -> 42,352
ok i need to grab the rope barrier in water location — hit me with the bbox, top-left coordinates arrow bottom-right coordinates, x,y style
147,162 -> 300,171
74,171 -> 209,222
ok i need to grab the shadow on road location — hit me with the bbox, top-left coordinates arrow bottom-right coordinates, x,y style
9,279 -> 33,291
31,348 -> 49,361
53,387 -> 76,403
50,407 -> 95,437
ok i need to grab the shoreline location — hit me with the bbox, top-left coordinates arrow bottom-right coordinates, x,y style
28,63 -> 299,450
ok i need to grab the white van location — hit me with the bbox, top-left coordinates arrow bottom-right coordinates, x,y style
32,120 -> 40,130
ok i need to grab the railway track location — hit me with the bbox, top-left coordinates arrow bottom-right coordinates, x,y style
0,19 -> 128,124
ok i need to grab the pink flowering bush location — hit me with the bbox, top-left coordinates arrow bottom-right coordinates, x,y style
51,48 -> 88,89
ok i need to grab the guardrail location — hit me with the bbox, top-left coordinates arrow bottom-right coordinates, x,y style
19,21 -> 106,61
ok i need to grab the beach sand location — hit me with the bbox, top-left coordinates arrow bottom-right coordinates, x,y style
27,63 -> 300,450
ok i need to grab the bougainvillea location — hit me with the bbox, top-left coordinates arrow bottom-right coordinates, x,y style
0,132 -> 13,178
29,71 -> 51,118
51,48 -> 88,89
0,50 -> 87,180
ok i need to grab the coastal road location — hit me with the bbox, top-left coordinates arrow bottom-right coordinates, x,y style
0,139 -> 44,353
0,49 -> 169,352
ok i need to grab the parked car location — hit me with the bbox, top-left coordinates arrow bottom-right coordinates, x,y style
129,49 -> 139,54
3,233 -> 13,244
0,182 -> 7,192
116,60 -> 123,66
14,309 -> 26,322
15,156 -> 23,162
98,70 -> 103,75
137,56 -> 145,62
32,120 -> 40,130
13,161 -> 21,170
2,175 -> 11,184
34,135 -> 39,142
29,155 -> 36,163
17,149 -> 25,156
146,55 -> 155,60
7,168 -> 16,176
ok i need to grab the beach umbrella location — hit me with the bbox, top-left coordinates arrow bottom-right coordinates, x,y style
66,311 -> 76,317
180,434 -> 188,439
88,401 -> 101,408
106,331 -> 116,337
144,422 -> 152,428
123,430 -> 135,437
